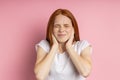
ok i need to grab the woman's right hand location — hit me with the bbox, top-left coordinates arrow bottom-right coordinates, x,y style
52,34 -> 59,49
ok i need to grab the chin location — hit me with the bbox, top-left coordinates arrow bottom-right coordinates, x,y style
57,39 -> 68,43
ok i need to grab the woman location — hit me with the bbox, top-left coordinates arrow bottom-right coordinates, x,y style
34,9 -> 92,80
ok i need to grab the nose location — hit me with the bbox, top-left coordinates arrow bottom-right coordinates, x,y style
59,26 -> 64,32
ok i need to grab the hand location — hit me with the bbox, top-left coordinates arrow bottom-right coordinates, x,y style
52,34 -> 59,48
66,29 -> 74,48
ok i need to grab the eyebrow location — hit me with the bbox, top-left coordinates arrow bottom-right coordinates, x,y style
54,23 -> 70,25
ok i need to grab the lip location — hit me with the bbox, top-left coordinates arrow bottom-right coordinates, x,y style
58,34 -> 66,36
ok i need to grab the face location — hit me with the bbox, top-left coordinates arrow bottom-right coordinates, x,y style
53,14 -> 74,43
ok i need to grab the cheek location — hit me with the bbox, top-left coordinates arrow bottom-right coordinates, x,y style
67,28 -> 72,35
53,28 -> 58,36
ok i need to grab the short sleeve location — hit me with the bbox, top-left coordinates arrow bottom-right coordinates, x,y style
35,40 -> 50,53
77,40 -> 92,54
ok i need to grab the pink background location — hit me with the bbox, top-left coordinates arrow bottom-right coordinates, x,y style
0,0 -> 120,80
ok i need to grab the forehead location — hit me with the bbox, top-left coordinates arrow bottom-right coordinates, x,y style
54,14 -> 72,24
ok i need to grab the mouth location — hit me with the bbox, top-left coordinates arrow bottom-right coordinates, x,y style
57,34 -> 66,37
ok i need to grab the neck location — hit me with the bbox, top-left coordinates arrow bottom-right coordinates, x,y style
58,41 -> 76,53
58,43 -> 66,53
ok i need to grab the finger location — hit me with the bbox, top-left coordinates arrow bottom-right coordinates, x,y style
69,30 -> 74,42
52,34 -> 58,43
68,33 -> 73,43
52,34 -> 54,39
52,34 -> 56,41
72,29 -> 75,35
70,30 -> 74,39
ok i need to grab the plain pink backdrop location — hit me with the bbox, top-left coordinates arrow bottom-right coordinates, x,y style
0,0 -> 120,80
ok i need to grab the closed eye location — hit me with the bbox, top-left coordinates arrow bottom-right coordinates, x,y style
54,24 -> 60,28
64,24 -> 70,27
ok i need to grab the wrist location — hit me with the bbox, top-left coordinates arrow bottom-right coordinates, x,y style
52,44 -> 58,50
51,45 -> 58,54
66,44 -> 72,50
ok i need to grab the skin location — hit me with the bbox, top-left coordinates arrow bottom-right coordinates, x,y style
34,14 -> 92,80
53,14 -> 75,53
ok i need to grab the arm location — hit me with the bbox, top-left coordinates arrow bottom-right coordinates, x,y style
34,35 -> 58,80
65,29 -> 92,77
66,45 -> 92,77
34,45 -> 57,80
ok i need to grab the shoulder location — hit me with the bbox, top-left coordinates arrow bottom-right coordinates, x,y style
75,40 -> 92,54
35,39 -> 50,53
77,40 -> 91,47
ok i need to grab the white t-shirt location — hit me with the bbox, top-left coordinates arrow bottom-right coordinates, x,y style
35,40 -> 92,80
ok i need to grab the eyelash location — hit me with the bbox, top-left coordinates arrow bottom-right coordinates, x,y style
54,25 -> 70,28
54,25 -> 59,28
64,25 -> 69,27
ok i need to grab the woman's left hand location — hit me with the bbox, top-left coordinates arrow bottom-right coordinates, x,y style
66,29 -> 74,48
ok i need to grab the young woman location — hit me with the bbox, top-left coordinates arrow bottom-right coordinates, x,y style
34,9 -> 92,80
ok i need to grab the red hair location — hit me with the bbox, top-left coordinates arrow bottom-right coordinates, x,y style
46,9 -> 80,47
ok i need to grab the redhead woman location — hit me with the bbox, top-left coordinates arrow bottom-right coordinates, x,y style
34,9 -> 92,80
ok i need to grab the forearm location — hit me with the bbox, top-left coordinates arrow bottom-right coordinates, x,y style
66,46 -> 92,77
35,45 -> 57,80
